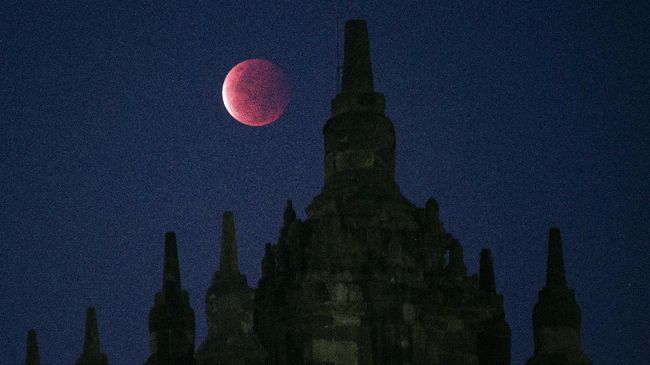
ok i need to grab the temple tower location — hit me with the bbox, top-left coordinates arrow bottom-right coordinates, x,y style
314,19 -> 398,203
477,249 -> 512,365
526,228 -> 591,365
254,19 -> 511,365
25,330 -> 40,365
195,212 -> 266,365
145,232 -> 196,365
76,307 -> 109,365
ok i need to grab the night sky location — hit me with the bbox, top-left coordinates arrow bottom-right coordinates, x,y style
2,2 -> 648,364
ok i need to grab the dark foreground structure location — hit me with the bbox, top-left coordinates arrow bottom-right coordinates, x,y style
24,20 -> 592,365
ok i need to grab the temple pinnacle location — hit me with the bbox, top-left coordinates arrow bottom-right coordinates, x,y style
76,307 -> 108,365
82,307 -> 100,354
341,19 -> 374,94
220,211 -> 239,273
283,200 -> 296,226
330,19 -> 385,116
147,231 -> 196,365
25,330 -> 40,365
527,228 -> 591,365
479,249 -> 497,294
163,232 -> 181,294
546,227 -> 567,288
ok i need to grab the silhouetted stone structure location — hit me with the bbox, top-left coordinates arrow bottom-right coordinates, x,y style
195,212 -> 266,365
253,19 -> 512,365
75,307 -> 109,365
526,229 -> 592,365
145,232 -> 196,365
21,18 -> 593,365
25,330 -> 40,365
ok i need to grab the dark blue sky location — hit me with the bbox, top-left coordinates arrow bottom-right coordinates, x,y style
1,2 -> 648,364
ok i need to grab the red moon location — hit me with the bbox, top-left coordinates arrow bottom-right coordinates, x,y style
222,59 -> 289,127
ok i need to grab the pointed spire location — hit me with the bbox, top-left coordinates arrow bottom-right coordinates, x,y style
330,19 -> 385,117
25,330 -> 40,365
148,232 -> 195,364
82,307 -> 101,354
546,227 -> 567,288
528,227 -> 591,364
76,307 -> 108,365
479,249 -> 497,294
163,231 -> 181,294
341,19 -> 374,94
283,200 -> 296,226
220,211 -> 239,274
321,18 -> 393,194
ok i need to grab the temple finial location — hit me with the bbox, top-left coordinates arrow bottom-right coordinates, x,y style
546,227 -> 566,288
479,249 -> 497,294
25,330 -> 40,365
163,232 -> 181,294
330,20 -> 385,116
147,232 -> 196,363
341,19 -> 374,93
82,307 -> 100,354
527,227 -> 591,364
76,307 -> 108,365
220,211 -> 239,273
283,200 -> 296,226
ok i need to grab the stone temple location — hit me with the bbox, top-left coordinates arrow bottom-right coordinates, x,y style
23,20 -> 592,365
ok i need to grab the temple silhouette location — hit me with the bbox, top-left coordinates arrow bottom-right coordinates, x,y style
23,20 -> 592,365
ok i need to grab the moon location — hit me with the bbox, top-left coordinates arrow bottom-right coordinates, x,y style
222,59 -> 290,127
